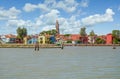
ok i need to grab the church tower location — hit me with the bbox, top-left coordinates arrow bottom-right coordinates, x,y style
55,20 -> 60,35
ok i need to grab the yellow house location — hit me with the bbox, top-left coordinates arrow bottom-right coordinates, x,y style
23,37 -> 27,45
38,35 -> 46,44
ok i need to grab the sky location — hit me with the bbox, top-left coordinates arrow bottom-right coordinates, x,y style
0,0 -> 120,35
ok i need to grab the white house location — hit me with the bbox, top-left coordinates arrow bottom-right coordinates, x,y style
0,34 -> 16,43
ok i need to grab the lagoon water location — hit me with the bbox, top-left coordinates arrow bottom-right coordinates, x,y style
0,46 -> 120,79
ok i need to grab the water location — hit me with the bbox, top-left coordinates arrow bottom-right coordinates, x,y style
0,46 -> 120,79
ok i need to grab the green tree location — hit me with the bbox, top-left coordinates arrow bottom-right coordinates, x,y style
95,38 -> 106,44
80,27 -> 87,37
112,30 -> 120,44
22,27 -> 27,37
112,30 -> 120,37
76,40 -> 81,44
64,34 -> 71,37
80,27 -> 87,44
89,30 -> 96,44
17,27 -> 27,40
40,29 -> 57,35
51,29 -> 57,35
66,40 -> 72,43
40,31 -> 46,35
89,30 -> 95,36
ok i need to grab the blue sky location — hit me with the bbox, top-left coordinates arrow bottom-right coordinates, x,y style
0,0 -> 120,35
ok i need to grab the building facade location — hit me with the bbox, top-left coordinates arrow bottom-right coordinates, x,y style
106,33 -> 113,44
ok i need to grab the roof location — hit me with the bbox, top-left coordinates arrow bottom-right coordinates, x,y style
5,34 -> 16,38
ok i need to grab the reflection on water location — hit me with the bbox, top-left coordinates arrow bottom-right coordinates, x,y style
0,46 -> 120,79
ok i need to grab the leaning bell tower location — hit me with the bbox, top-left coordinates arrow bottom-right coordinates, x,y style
55,20 -> 60,35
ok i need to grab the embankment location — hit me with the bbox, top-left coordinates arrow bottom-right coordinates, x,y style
0,44 -> 61,48
0,44 -> 120,48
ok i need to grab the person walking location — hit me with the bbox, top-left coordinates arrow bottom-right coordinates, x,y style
35,41 -> 39,51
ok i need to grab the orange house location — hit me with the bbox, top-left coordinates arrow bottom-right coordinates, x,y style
70,34 -> 80,41
56,34 -> 81,41
106,33 -> 113,44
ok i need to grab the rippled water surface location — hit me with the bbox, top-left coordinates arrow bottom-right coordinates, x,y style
0,46 -> 120,79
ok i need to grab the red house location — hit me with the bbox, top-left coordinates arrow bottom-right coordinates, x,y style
106,33 -> 113,44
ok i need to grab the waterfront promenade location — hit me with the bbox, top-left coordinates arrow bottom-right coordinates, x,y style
0,44 -> 61,48
0,44 -> 120,48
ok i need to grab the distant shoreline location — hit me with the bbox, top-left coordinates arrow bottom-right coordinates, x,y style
0,44 -> 120,48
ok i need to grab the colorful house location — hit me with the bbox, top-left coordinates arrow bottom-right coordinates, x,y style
56,34 -> 81,44
80,36 -> 88,44
38,35 -> 46,44
71,34 -> 80,41
106,33 -> 113,44
28,38 -> 38,44
24,37 -> 27,44
0,34 -> 16,43
23,35 -> 38,44
88,35 -> 97,44
49,35 -> 56,44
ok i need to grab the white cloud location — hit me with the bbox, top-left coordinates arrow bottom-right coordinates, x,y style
23,0 -> 79,13
0,7 -> 21,20
80,0 -> 89,7
42,25 -> 55,31
36,9 -> 59,26
6,19 -> 39,34
38,4 -> 50,12
7,19 -> 32,27
23,3 -> 37,12
23,3 -> 51,12
35,9 -> 60,32
56,0 -> 78,12
44,0 -> 56,8
81,8 -> 115,26
35,19 -> 42,26
4,9 -> 60,34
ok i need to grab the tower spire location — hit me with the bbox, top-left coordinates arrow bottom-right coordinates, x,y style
56,20 -> 60,35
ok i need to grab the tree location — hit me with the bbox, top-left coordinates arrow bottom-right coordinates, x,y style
51,29 -> 57,35
17,27 -> 27,40
112,30 -> 120,38
22,27 -> 27,37
80,27 -> 87,44
89,30 -> 95,36
89,30 -> 96,44
64,34 -> 71,37
95,38 -> 106,44
66,40 -> 72,43
40,29 -> 57,35
112,30 -> 120,44
80,27 -> 87,36
40,31 -> 46,35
